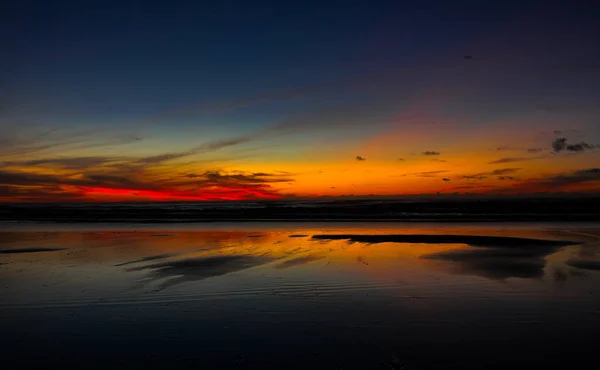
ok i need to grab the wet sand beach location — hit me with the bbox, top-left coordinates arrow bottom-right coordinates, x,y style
1,222 -> 599,369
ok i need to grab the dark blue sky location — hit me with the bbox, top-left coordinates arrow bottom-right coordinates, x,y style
3,0 -> 597,116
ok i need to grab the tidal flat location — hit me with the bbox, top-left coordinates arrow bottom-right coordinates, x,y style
1,222 -> 599,369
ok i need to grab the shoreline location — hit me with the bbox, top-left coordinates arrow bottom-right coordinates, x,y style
1,220 -> 598,233
3,198 -> 600,223
2,216 -> 600,223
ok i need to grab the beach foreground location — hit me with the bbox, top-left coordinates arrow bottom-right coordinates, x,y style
1,222 -> 599,369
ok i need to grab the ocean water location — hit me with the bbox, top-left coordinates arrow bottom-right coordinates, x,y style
1,222 -> 599,369
3,199 -> 600,222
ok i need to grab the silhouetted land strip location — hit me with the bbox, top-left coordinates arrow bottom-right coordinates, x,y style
1,198 -> 600,222
0,247 -> 68,254
311,234 -> 576,247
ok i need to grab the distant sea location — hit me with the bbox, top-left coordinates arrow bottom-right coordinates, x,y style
1,198 -> 600,223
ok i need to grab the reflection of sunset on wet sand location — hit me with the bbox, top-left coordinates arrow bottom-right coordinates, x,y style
2,222 -> 600,369
1,224 -> 586,293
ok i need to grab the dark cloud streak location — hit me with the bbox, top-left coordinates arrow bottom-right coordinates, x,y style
552,137 -> 597,153
488,157 -> 541,164
136,137 -> 253,165
521,168 -> 600,189
461,168 -> 521,180
400,170 -> 449,178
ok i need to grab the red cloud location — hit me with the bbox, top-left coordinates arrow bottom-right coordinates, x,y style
81,185 -> 282,201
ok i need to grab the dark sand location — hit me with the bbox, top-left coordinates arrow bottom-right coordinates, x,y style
1,223 -> 599,369
114,253 -> 177,266
566,259 -> 600,271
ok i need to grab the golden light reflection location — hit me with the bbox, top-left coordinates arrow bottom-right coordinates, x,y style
0,225 -> 581,289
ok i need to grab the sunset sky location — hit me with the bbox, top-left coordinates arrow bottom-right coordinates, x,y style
1,1 -> 599,201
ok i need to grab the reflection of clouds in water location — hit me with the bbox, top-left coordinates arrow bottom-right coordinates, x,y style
421,242 -> 575,279
566,259 -> 600,271
314,234 -> 578,280
127,255 -> 276,290
3,229 -> 585,291
121,232 -> 343,290
114,253 -> 177,266
423,248 -> 551,279
563,235 -> 600,272
312,234 -> 574,248
275,255 -> 324,269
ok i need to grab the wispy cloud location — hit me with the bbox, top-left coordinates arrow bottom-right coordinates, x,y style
488,157 -> 541,164
552,137 -> 597,153
445,185 -> 496,190
189,170 -> 292,186
0,184 -> 84,201
141,100 -> 399,160
490,168 -> 521,175
135,151 -> 196,165
461,168 -> 521,180
519,168 -> 600,189
0,169 -> 154,190
135,85 -> 326,129
136,137 -> 253,165
422,151 -> 440,156
496,145 -> 521,151
400,170 -> 449,178
0,126 -> 143,159
0,165 -> 293,201
5,156 -> 121,170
